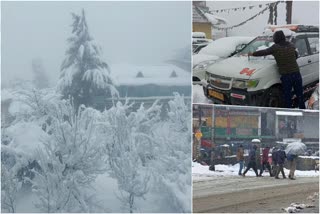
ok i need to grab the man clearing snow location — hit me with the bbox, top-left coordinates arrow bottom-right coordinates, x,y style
248,30 -> 305,109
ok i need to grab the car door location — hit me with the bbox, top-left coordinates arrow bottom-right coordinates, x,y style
306,33 -> 319,83
294,35 -> 313,86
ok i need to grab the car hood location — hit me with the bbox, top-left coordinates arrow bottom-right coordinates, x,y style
193,54 -> 220,66
206,56 -> 277,80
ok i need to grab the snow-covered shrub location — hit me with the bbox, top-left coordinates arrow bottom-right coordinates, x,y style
102,100 -> 161,213
58,9 -> 118,109
150,93 -> 191,212
32,100 -> 107,212
1,164 -> 21,213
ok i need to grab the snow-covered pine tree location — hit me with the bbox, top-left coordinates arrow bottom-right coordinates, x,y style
58,9 -> 118,110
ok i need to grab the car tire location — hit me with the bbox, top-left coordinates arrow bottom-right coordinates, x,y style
262,86 -> 284,108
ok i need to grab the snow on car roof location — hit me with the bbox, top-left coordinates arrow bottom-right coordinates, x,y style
110,64 -> 190,86
199,36 -> 254,58
193,32 -> 206,38
263,27 -> 296,37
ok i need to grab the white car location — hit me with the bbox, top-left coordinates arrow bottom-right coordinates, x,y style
202,25 -> 319,107
193,37 -> 254,84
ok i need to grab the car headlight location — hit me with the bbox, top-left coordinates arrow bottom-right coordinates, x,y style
193,60 -> 217,70
232,79 -> 259,89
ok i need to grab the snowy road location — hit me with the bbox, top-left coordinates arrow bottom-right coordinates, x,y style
193,176 -> 319,213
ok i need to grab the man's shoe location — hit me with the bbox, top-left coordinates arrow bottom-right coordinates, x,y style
283,176 -> 287,179
275,177 -> 280,179
242,174 -> 246,177
289,177 -> 296,180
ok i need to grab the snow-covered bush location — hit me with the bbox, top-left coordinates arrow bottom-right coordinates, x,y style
1,164 -> 21,213
102,100 -> 161,213
151,93 -> 191,212
32,100 -> 107,212
58,9 -> 118,109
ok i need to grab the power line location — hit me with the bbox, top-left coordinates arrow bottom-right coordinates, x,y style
202,1 -> 282,31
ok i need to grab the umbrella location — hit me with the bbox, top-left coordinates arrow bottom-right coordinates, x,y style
252,139 -> 261,143
285,142 -> 307,155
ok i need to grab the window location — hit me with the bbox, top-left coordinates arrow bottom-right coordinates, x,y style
295,38 -> 309,57
308,37 -> 319,54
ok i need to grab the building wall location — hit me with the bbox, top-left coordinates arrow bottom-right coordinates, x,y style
193,23 -> 212,39
302,114 -> 319,139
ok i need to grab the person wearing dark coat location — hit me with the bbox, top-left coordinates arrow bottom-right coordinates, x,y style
259,146 -> 272,177
275,146 -> 287,179
271,147 -> 278,177
243,145 -> 259,177
248,30 -> 305,109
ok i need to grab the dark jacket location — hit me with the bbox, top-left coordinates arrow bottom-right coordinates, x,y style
252,30 -> 299,75
272,149 -> 278,164
262,147 -> 270,163
249,149 -> 256,162
276,149 -> 287,164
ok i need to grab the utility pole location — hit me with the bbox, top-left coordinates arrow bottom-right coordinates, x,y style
286,1 -> 293,24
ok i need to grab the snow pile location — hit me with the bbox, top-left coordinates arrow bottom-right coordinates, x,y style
193,85 -> 211,104
4,122 -> 45,158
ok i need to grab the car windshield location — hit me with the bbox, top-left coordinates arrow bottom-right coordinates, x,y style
237,36 -> 274,55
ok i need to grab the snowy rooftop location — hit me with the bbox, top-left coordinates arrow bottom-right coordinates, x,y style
110,64 -> 190,86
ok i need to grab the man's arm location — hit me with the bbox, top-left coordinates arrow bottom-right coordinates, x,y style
251,46 -> 274,56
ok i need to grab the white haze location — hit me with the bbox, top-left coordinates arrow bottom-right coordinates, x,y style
1,1 -> 191,87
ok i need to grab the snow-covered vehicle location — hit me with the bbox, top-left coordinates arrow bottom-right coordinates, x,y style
192,32 -> 212,45
193,36 -> 254,84
202,25 -> 319,107
193,42 -> 210,54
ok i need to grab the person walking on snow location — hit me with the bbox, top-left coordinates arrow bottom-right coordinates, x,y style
271,147 -> 278,177
248,30 -> 305,109
237,144 -> 245,175
259,146 -> 272,177
243,145 -> 259,177
287,153 -> 298,180
275,146 -> 287,179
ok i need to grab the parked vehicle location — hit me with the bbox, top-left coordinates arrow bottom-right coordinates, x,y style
202,25 -> 319,107
193,36 -> 254,84
193,42 -> 210,54
192,32 -> 212,45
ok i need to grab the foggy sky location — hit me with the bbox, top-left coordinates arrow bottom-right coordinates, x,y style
1,1 -> 191,87
207,1 -> 319,38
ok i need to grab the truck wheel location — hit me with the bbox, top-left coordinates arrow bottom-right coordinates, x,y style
262,86 -> 283,107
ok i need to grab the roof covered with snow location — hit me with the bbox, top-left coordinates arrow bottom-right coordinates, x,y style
193,5 -> 210,23
110,64 -> 190,86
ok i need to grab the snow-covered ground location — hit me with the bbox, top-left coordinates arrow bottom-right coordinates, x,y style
192,162 -> 320,182
192,84 -> 211,104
